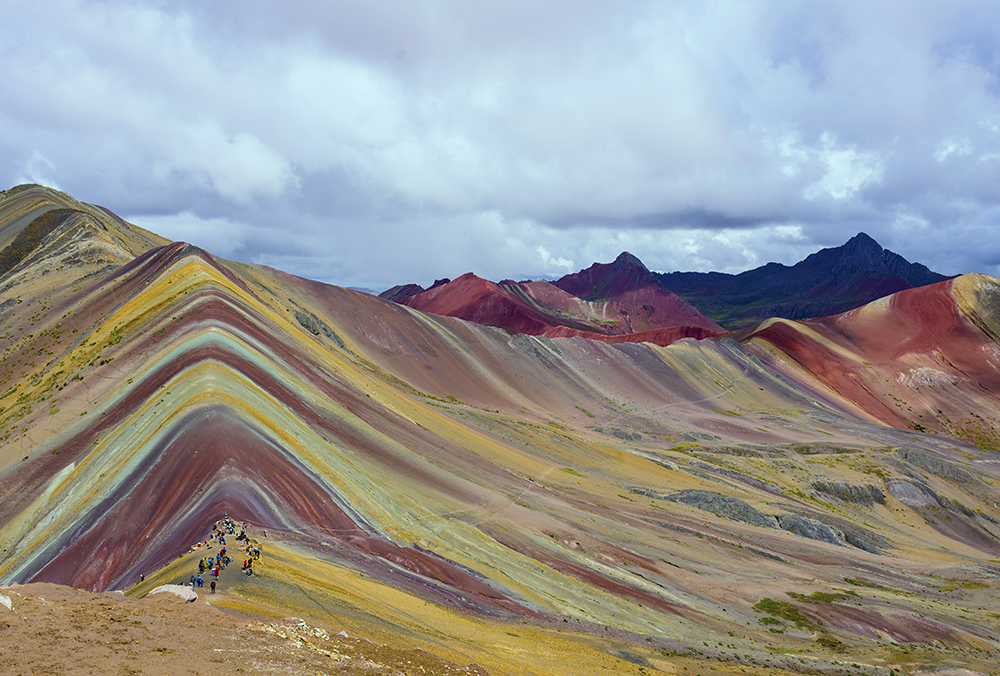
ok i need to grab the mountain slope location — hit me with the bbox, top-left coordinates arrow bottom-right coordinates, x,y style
383,234 -> 949,339
0,187 -> 999,675
385,253 -> 725,346
553,251 -> 660,299
737,274 -> 1000,450
658,232 -> 952,329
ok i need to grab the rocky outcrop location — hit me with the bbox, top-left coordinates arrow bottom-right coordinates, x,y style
896,448 -> 978,487
780,509 -> 890,554
691,461 -> 783,495
811,481 -> 885,505
776,513 -> 845,547
886,479 -> 940,507
660,489 -> 888,553
666,490 -> 777,529
293,310 -> 346,348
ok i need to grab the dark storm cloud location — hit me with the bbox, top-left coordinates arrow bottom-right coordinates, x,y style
2,0 -> 1000,287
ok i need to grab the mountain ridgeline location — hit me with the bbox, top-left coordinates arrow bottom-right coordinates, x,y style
382,232 -> 952,335
656,232 -> 952,329
2,185 -> 1000,676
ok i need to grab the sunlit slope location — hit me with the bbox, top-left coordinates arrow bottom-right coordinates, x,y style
227,261 -> 1000,666
0,186 -> 999,673
741,275 -> 1000,450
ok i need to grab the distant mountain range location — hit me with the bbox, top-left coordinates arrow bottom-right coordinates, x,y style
657,232 -> 951,329
381,232 -> 952,339
380,252 -> 727,346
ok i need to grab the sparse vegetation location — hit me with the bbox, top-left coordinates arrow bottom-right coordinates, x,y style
0,209 -> 77,276
753,598 -> 816,629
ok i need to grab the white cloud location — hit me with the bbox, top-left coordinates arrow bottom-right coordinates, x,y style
170,127 -> 298,203
2,0 -> 1000,286
15,152 -> 61,190
804,133 -> 884,201
535,246 -> 574,276
127,212 -> 252,258
935,138 -> 973,162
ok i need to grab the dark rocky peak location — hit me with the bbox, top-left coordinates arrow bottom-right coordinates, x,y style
612,251 -> 648,273
835,232 -> 887,271
832,232 -> 948,287
555,251 -> 659,300
841,231 -> 881,255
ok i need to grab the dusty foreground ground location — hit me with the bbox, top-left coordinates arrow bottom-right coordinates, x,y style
0,583 -> 488,676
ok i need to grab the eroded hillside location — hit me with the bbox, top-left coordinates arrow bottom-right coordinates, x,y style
0,187 -> 998,676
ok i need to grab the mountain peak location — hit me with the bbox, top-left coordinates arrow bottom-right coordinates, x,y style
613,251 -> 647,270
657,231 -> 951,329
840,231 -> 884,259
554,251 -> 657,300
832,233 -> 945,287
845,231 -> 879,248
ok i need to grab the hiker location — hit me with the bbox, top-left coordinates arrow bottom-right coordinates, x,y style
196,575 -> 203,588
210,580 -> 216,593
189,575 -> 195,588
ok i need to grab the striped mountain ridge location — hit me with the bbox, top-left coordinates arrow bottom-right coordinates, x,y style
0,242 -> 528,611
1,186 -> 1000,675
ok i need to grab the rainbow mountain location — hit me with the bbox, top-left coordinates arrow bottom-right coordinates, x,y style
1,184 -> 999,676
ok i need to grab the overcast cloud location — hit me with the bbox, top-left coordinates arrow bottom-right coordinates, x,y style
3,0 -> 1000,289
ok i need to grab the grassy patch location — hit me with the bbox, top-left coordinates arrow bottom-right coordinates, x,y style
816,635 -> 846,652
753,598 -> 816,629
843,577 -> 889,590
787,591 -> 853,603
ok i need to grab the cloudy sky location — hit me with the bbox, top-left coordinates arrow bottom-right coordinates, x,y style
3,0 -> 1000,289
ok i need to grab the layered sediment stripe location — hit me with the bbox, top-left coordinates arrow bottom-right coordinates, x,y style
0,242 -> 565,612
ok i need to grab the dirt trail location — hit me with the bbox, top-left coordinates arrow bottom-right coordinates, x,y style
0,582 -> 488,675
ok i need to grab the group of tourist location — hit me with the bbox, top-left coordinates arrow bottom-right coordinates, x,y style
184,515 -> 265,593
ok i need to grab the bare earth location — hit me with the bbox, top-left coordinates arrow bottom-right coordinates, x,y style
0,583 -> 487,676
